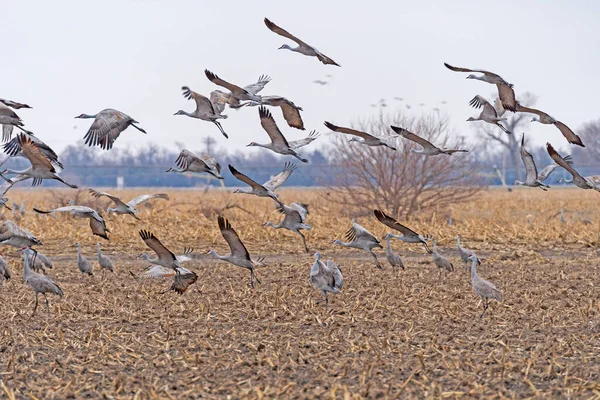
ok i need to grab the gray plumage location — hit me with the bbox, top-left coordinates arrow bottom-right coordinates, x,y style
76,108 -> 146,150
207,216 -> 262,288
324,121 -> 396,150
391,126 -> 467,156
537,154 -> 573,182
174,86 -> 228,138
76,243 -> 94,277
166,149 -> 223,179
432,240 -> 454,273
515,134 -> 549,190
547,143 -> 600,192
21,247 -> 63,317
457,234 -> 480,268
0,255 -> 11,282
97,243 -> 114,273
229,164 -> 282,205
383,234 -> 405,272
333,221 -> 383,269
31,251 -> 53,274
265,202 -> 311,252
33,203 -> 109,240
89,189 -> 169,218
246,107 -> 308,163
468,253 -> 502,318
373,210 -> 431,253
234,162 -> 296,195
310,252 -> 343,308
0,220 -> 42,248
467,95 -> 511,134
246,95 -> 305,130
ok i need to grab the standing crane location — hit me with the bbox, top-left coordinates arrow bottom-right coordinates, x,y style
432,239 -> 454,275
20,247 -> 63,317
383,233 -> 405,273
468,253 -> 502,318
97,243 -> 114,274
76,243 -> 94,278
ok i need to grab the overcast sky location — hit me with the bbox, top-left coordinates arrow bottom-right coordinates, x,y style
2,0 -> 598,157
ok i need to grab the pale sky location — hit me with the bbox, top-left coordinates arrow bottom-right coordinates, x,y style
2,0 -> 598,157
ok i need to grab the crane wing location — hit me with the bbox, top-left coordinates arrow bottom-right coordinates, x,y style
127,193 -> 169,207
205,70 -> 249,97
218,216 -> 251,260
555,121 -> 584,147
520,135 -> 539,182
182,87 -> 216,115
324,121 -> 376,141
139,230 -> 177,262
18,134 -> 54,172
244,75 -> 271,95
89,188 -> 128,208
390,126 -> 438,150
546,143 -> 584,181
373,209 -> 420,236
288,131 -> 319,150
263,162 -> 296,191
496,83 -> 516,112
264,18 -> 309,47
229,165 -> 268,191
259,106 -> 290,147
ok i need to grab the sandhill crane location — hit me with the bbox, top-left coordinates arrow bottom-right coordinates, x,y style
383,234 -> 405,272
538,154 -> 573,183
234,162 -> 296,195
547,143 -> 600,192
97,243 -> 114,274
288,131 -> 320,150
324,121 -> 396,150
444,63 -> 516,111
457,234 -> 480,268
0,101 -> 32,142
206,215 -> 263,288
138,230 -> 185,273
373,210 -> 431,253
20,247 -> 63,317
30,250 -> 53,274
333,221 -> 383,269
0,134 -> 78,188
166,150 -> 224,179
310,252 -> 343,308
0,99 -> 31,109
229,164 -> 282,204
174,86 -> 228,138
468,253 -> 502,318
247,107 -> 308,163
516,103 -> 584,147
89,189 -> 169,219
245,95 -> 305,130
264,202 -> 311,252
432,239 -> 454,275
467,95 -> 511,134
0,255 -> 11,284
515,134 -> 550,190
1,132 -> 63,171
264,18 -> 340,66
75,108 -> 146,150
313,80 -> 329,85
205,70 -> 265,108
76,243 -> 94,278
0,220 -> 42,248
33,203 -> 109,240
391,126 -> 467,155
134,264 -> 198,295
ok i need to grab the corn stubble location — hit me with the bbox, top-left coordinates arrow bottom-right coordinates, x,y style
0,187 -> 599,398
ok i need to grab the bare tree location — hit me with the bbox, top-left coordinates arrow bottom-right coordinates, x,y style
572,119 -> 600,166
477,92 -> 537,181
328,111 -> 484,218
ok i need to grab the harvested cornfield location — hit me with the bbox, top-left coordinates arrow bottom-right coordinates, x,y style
0,187 -> 599,398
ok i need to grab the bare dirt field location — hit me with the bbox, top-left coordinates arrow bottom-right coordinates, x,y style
0,187 -> 599,398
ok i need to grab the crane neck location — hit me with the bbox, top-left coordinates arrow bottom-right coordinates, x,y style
470,257 -> 478,281
23,250 -> 33,278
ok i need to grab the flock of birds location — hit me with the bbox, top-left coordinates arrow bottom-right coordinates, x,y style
0,17 -> 595,318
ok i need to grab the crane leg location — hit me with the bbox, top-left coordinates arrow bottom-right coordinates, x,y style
43,293 -> 50,312
30,293 -> 39,319
325,294 -> 329,310
480,299 -> 489,319
371,252 -> 382,269
299,233 -> 309,253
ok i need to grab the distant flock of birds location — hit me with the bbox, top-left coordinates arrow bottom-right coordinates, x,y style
0,17 -> 595,318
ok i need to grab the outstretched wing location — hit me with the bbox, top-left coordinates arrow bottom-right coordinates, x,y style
288,131 -> 319,150
264,18 -> 308,47
128,193 -> 169,207
89,188 -> 128,208
205,70 -> 249,97
139,230 -> 177,262
244,75 -> 271,95
324,121 -> 376,141
546,143 -> 584,181
218,215 -> 251,260
373,209 -> 420,236
390,126 -> 438,151
259,107 -> 290,147
263,162 -> 296,191
520,135 -> 539,182
229,165 -> 268,191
